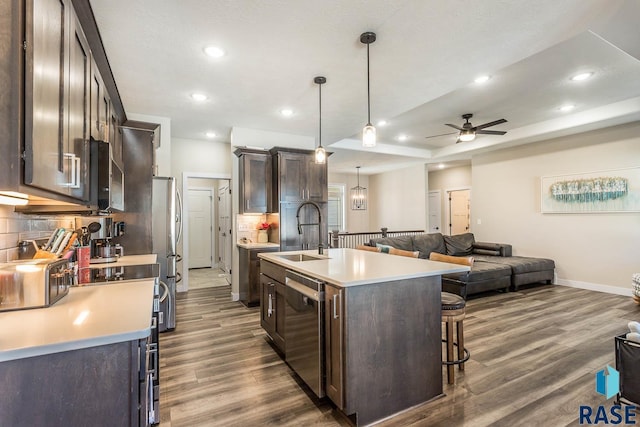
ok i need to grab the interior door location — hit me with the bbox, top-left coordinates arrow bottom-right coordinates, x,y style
428,190 -> 442,233
218,182 -> 232,277
449,189 -> 471,235
188,189 -> 213,269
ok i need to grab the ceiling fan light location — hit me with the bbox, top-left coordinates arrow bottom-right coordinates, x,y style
459,130 -> 476,142
363,124 -> 376,147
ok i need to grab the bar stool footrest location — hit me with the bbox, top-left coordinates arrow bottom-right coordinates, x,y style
441,339 -> 470,365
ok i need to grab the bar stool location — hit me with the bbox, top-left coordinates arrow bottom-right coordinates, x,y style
441,292 -> 470,384
429,253 -> 474,384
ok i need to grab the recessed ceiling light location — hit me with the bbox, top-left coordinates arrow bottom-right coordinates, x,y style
280,108 -> 293,117
191,93 -> 208,101
204,46 -> 225,58
558,104 -> 576,112
377,120 -> 388,126
397,134 -> 408,141
438,163 -> 445,169
474,75 -> 491,84
205,131 -> 216,138
570,72 -> 593,81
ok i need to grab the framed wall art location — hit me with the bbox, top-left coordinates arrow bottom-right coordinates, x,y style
540,167 -> 640,213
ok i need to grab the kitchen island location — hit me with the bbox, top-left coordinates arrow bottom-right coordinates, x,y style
258,248 -> 469,426
0,280 -> 156,426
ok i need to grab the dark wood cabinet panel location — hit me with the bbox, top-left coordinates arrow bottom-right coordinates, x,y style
272,148 -> 328,205
239,246 -> 278,306
235,149 -> 271,213
279,202 -> 328,251
259,260 -> 286,354
325,284 -> 344,409
278,152 -> 306,202
66,10 -> 90,201
0,340 -> 143,427
23,0 -> 70,195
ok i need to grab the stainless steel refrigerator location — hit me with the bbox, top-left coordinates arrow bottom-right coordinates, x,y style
152,176 -> 182,332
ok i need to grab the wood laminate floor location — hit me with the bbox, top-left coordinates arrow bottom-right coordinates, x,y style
159,284 -> 638,426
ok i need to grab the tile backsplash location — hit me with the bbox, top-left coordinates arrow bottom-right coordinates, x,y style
236,213 -> 279,244
0,205 -> 75,262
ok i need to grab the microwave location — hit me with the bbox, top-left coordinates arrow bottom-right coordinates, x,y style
90,138 -> 124,212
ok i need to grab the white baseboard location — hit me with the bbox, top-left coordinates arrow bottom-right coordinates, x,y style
556,278 -> 632,296
231,292 -> 240,301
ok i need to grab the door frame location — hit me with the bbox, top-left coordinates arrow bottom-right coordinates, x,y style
187,186 -> 215,270
427,190 -> 442,233
444,186 -> 471,236
181,172 -> 231,292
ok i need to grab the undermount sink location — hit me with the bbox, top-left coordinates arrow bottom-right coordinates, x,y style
276,254 -> 328,262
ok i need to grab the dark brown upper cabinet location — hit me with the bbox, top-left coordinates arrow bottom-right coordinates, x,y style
235,148 -> 272,214
23,0 -> 90,201
270,148 -> 328,207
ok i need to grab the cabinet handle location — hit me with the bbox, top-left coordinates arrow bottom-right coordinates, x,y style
246,199 -> 250,210
268,294 -> 273,317
333,294 -> 340,319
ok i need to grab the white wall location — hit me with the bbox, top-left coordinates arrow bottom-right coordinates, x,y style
328,172 -> 370,233
368,164 -> 428,231
428,165 -> 472,233
170,138 -> 231,291
472,121 -> 640,293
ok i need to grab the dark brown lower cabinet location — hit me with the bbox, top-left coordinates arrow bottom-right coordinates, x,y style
0,339 -> 147,427
260,262 -> 286,353
239,246 -> 278,306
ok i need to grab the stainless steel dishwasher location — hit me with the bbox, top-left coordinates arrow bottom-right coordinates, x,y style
284,270 -> 325,398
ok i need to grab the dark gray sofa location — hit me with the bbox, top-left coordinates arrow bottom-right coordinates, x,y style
369,232 -> 555,298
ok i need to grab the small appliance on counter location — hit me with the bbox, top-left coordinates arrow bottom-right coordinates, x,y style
0,259 -> 72,312
74,216 -> 126,264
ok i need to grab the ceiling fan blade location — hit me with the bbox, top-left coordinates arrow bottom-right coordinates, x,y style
476,130 -> 507,135
445,123 -> 464,131
473,118 -> 507,130
424,132 -> 457,139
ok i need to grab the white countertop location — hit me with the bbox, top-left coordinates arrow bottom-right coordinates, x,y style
0,280 -> 155,362
89,254 -> 157,268
237,242 -> 280,249
258,248 -> 469,287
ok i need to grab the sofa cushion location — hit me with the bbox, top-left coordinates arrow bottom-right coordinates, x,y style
370,235 -> 414,251
443,260 -> 511,283
473,255 -> 555,274
443,233 -> 475,256
412,233 -> 446,259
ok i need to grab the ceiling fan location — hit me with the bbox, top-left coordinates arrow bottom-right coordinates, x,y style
426,113 -> 507,143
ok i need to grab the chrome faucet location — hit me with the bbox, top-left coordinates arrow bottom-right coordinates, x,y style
296,201 -> 323,254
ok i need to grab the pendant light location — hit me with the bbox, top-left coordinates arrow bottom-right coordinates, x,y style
351,166 -> 367,210
314,76 -> 327,164
361,32 -> 377,148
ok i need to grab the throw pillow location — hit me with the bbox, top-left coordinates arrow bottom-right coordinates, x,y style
376,243 -> 394,253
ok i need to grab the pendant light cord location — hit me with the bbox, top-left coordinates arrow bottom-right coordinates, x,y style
366,42 -> 371,125
319,81 -> 322,148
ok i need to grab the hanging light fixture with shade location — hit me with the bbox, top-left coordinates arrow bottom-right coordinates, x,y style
361,32 -> 376,148
314,76 -> 327,164
351,166 -> 367,210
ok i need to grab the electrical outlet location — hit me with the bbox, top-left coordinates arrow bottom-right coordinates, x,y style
477,219 -> 482,225
238,223 -> 249,231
